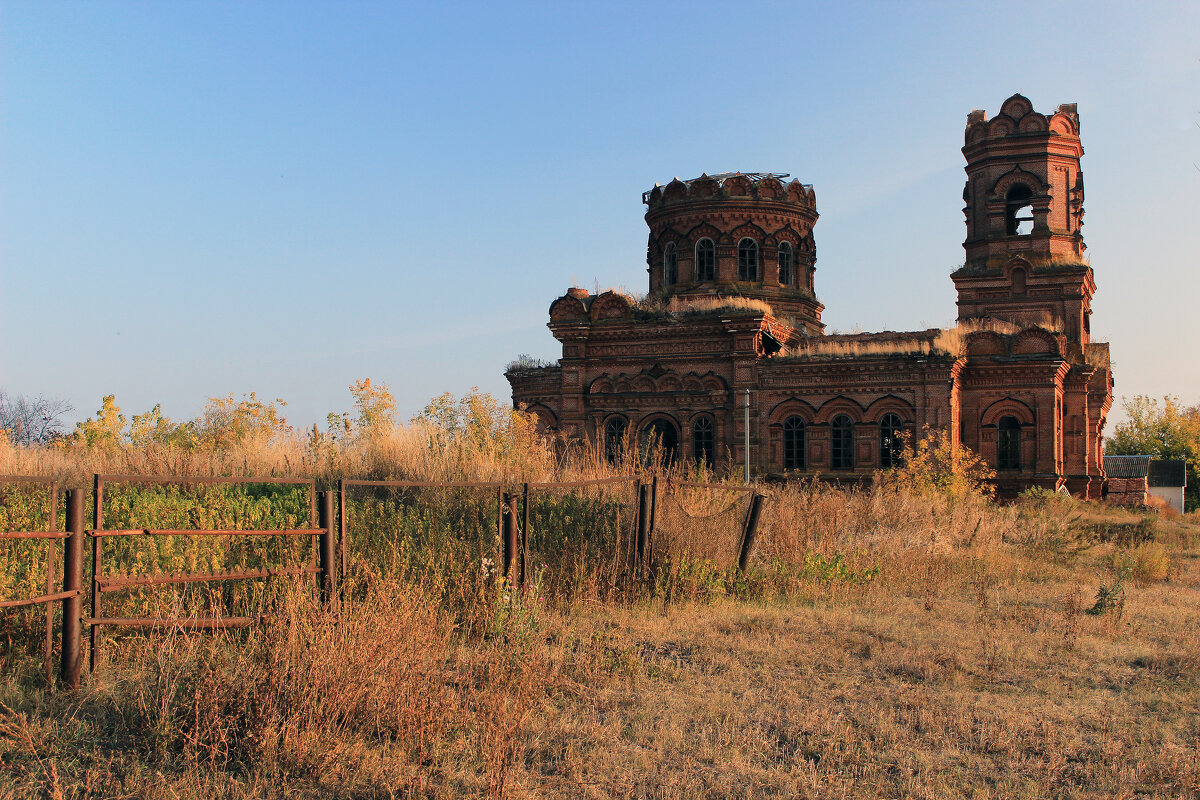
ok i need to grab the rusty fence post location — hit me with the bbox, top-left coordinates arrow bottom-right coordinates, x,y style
501,493 -> 518,587
44,481 -> 58,686
89,474 -> 102,675
520,482 -> 530,591
636,482 -> 650,576
737,493 -> 767,573
337,479 -> 347,597
317,491 -> 336,612
61,489 -> 84,691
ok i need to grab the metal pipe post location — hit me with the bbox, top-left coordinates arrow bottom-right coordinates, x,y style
317,491 -> 336,611
636,482 -> 650,574
501,493 -> 518,585
89,474 -> 102,674
737,493 -> 767,572
61,489 -> 84,691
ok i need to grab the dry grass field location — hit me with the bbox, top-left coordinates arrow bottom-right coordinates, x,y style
1,405 -> 1198,799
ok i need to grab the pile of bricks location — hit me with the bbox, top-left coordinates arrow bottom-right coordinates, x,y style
1105,477 -> 1148,507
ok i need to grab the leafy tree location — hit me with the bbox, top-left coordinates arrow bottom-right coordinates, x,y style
877,427 -> 996,501
193,393 -> 291,450
1107,395 -> 1199,511
350,378 -> 397,436
72,394 -> 127,448
128,404 -> 197,449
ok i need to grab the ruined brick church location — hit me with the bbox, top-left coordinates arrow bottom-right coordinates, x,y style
506,95 -> 1114,497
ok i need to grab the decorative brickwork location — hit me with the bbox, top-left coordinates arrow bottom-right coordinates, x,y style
507,96 -> 1115,498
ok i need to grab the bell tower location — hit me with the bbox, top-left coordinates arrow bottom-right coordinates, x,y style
954,94 -> 1094,349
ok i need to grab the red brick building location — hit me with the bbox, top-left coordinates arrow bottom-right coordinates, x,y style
507,95 -> 1114,496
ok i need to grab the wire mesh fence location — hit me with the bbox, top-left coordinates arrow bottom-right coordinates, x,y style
651,481 -> 754,570
339,480 -> 503,609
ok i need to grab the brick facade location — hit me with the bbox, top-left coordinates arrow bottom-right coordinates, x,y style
507,95 -> 1114,497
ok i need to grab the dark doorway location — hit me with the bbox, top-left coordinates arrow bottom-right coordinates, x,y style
641,418 -> 679,466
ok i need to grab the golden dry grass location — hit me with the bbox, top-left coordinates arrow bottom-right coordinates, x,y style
2,425 -> 1198,798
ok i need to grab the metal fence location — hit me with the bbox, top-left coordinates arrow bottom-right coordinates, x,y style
0,476 -> 68,685
2,472 -> 766,690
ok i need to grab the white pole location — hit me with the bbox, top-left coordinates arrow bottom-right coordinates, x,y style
744,388 -> 751,485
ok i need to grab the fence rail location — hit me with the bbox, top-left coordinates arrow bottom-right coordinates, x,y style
0,476 -> 60,685
2,473 -> 766,691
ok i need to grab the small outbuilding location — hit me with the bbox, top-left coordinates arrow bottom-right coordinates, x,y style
1103,455 -> 1187,512
1148,459 -> 1187,514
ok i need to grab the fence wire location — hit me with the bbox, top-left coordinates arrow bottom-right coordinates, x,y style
652,482 -> 752,570
341,482 -> 502,608
525,477 -> 639,602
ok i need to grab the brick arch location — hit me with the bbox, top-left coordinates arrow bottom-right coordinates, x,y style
965,330 -> 1008,357
1013,328 -> 1062,356
771,225 -> 802,248
980,397 -> 1035,427
1018,112 -> 1049,133
662,179 -> 687,202
524,403 -> 558,432
587,375 -> 615,394
550,294 -> 587,322
687,175 -> 718,199
729,221 -> 767,243
684,222 -> 721,245
768,397 -> 817,426
723,174 -> 752,197
757,177 -> 785,199
698,372 -> 728,392
631,375 -> 655,392
656,372 -> 683,392
815,396 -> 866,424
987,114 -> 1018,138
588,291 -> 633,321
1049,111 -> 1078,136
989,166 -> 1047,200
999,93 -> 1034,120
864,394 -> 915,423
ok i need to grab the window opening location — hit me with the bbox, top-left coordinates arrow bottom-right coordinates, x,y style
879,413 -> 904,469
604,417 -> 627,464
997,416 -> 1021,469
695,239 -> 715,282
692,417 -> 715,465
778,242 -> 793,286
783,416 -> 805,470
737,238 -> 759,281
1005,185 -> 1034,235
641,418 -> 679,467
663,243 -> 678,286
831,415 -> 854,470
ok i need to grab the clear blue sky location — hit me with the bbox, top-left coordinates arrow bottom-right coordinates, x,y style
2,1 -> 1197,430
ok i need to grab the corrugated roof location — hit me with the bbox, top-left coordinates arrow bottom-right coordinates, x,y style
1148,459 -> 1187,488
1104,455 -> 1151,478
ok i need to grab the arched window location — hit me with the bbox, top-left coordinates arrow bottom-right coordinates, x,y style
641,418 -> 679,467
737,238 -> 759,281
1005,185 -> 1034,235
879,413 -> 904,469
663,242 -> 678,286
831,415 -> 854,470
1011,267 -> 1027,295
997,416 -> 1021,469
692,417 -> 715,465
783,416 -> 805,470
604,417 -> 627,463
778,242 -> 793,286
695,239 -> 715,282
